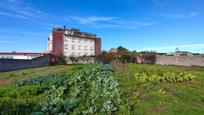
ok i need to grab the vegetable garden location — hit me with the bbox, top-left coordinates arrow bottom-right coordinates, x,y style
0,64 -> 204,114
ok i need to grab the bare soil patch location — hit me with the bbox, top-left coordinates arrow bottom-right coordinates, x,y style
0,80 -> 10,85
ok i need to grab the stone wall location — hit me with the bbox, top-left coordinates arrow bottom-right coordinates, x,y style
156,55 -> 204,66
0,55 -> 50,72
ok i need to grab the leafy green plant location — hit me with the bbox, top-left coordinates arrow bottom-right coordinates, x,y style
58,54 -> 66,64
38,65 -> 121,114
130,64 -> 196,83
12,64 -> 122,114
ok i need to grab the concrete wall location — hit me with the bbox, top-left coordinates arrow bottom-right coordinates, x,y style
0,55 -> 50,72
156,55 -> 204,66
65,56 -> 95,64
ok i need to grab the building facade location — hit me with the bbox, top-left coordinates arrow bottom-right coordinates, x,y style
0,52 -> 44,60
46,26 -> 101,59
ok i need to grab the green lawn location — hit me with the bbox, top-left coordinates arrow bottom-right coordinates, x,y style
0,64 -> 85,86
0,64 -> 204,114
116,64 -> 204,115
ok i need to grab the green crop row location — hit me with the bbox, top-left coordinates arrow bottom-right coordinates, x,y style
0,64 -> 198,114
134,72 -> 195,83
0,64 -> 123,114
127,64 -> 196,83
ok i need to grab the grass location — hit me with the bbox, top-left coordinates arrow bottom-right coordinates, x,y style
0,64 -> 204,114
0,64 -> 87,114
0,64 -> 86,85
116,64 -> 204,115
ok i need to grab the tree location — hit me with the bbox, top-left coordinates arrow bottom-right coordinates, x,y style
96,51 -> 116,64
58,54 -> 66,64
69,56 -> 79,64
116,46 -> 130,63
117,46 -> 129,53
96,47 -> 138,64
80,55 -> 92,64
140,51 -> 156,64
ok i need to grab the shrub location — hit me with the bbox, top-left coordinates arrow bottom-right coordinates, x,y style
128,64 -> 196,83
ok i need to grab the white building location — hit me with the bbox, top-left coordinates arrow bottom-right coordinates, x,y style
46,26 -> 101,63
0,52 -> 44,60
63,34 -> 95,57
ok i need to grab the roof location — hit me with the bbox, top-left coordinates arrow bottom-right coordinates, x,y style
64,34 -> 100,40
53,26 -> 100,40
176,51 -> 192,54
0,52 -> 45,55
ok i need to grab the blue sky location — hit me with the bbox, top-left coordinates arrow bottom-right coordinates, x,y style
0,0 -> 204,53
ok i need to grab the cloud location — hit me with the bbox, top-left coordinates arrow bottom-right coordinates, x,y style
69,16 -> 115,25
0,0 -> 60,29
0,1 -> 53,21
0,11 -> 31,20
5,0 -> 18,4
69,16 -> 156,29
0,29 -> 45,36
161,12 -> 199,19
133,21 -> 156,26
162,14 -> 185,18
189,12 -> 198,17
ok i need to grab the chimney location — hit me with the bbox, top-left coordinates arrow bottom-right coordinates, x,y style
63,25 -> 67,30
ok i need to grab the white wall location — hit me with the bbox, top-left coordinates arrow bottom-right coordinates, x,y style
46,33 -> 53,53
63,36 -> 95,57
0,54 -> 39,60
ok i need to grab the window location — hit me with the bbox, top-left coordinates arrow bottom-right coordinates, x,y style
64,51 -> 69,55
85,46 -> 88,51
78,52 -> 81,56
65,37 -> 68,42
78,39 -> 81,43
78,45 -> 81,50
72,38 -> 75,43
72,45 -> 75,50
90,46 -> 93,51
64,44 -> 68,50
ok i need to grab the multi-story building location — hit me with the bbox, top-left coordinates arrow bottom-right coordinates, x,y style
46,26 -> 101,63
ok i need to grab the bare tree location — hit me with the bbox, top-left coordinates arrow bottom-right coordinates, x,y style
81,55 -> 91,64
69,56 -> 79,64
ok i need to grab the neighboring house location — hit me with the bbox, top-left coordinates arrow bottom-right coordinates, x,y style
108,48 -> 118,53
166,51 -> 194,56
156,53 -> 167,56
46,26 -> 101,63
0,52 -> 44,60
175,51 -> 194,56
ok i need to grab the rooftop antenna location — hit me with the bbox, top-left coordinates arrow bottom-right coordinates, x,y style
175,47 -> 179,52
63,25 -> 67,29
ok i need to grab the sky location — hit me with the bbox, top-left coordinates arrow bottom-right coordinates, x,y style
0,0 -> 204,53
